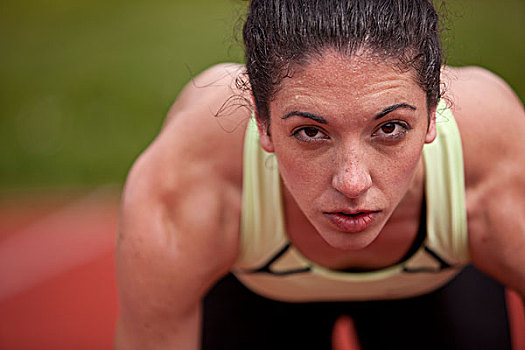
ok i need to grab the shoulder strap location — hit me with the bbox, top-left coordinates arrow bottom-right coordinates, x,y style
423,100 -> 470,264
234,118 -> 287,269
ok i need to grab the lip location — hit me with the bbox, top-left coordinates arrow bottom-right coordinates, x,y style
323,210 -> 380,233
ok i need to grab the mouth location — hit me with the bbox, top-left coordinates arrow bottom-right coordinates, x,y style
323,210 -> 381,233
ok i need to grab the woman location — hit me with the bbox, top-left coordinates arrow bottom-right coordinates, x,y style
115,1 -> 525,349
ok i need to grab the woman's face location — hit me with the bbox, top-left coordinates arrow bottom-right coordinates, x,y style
259,50 -> 436,250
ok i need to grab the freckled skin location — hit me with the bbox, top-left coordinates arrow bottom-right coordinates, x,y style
259,50 -> 436,254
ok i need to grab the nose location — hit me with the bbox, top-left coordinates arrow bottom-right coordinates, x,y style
331,156 -> 372,199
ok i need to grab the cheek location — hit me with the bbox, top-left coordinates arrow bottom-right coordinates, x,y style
389,147 -> 420,175
270,133 -> 314,188
376,144 -> 423,196
272,142 -> 332,200
277,151 -> 327,192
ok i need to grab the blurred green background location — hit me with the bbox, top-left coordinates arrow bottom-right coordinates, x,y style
0,0 -> 523,192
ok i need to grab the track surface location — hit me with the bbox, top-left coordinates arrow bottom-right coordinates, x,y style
0,190 -> 119,350
0,189 -> 523,349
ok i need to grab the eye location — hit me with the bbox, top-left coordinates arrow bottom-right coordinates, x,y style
380,123 -> 396,134
292,127 -> 329,142
372,121 -> 411,140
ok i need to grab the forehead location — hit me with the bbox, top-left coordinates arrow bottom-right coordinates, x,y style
272,50 -> 424,115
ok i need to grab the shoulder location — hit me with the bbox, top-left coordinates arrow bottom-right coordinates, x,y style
442,66 -> 525,294
442,65 -> 524,186
123,62 -> 251,243
155,62 -> 251,187
117,62 -> 251,307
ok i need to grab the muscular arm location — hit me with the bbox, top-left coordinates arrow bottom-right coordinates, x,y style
469,165 -> 525,296
115,64 -> 248,349
446,66 -> 525,297
115,162 -> 239,349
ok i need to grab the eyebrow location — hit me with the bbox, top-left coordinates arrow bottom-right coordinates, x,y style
280,103 -> 416,124
281,111 -> 327,124
375,103 -> 417,120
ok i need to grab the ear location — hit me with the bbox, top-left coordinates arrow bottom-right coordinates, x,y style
251,95 -> 275,153
425,106 -> 437,144
256,118 -> 275,153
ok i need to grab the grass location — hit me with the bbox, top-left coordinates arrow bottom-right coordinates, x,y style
0,0 -> 523,191
444,0 -> 525,95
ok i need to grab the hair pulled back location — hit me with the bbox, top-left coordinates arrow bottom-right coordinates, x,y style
243,0 -> 443,125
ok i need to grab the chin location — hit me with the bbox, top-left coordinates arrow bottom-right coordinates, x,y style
320,230 -> 379,251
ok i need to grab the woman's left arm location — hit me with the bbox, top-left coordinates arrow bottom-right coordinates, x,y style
448,66 -> 525,297
468,167 -> 525,297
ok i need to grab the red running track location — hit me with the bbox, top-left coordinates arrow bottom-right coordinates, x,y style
0,189 -> 523,350
0,189 -> 119,350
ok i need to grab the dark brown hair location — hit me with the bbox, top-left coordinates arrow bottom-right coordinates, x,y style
242,0 -> 443,126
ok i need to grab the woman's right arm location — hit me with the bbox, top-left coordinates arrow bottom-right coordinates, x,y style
115,64 -> 247,349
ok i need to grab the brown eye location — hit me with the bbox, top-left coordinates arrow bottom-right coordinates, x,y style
372,121 -> 411,141
304,127 -> 319,137
292,126 -> 329,142
381,123 -> 396,134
